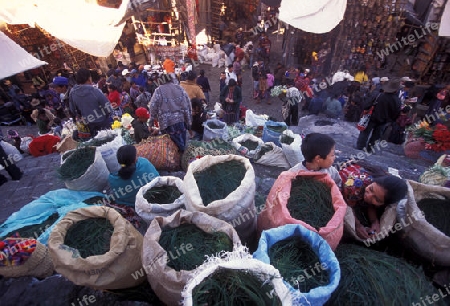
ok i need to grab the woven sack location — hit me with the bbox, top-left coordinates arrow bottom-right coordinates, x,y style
63,148 -> 109,192
55,136 -> 78,154
231,133 -> 264,159
183,155 -> 257,245
135,176 -> 185,224
257,171 -> 347,250
0,240 -> 53,278
254,142 -> 291,169
396,180 -> 450,266
48,206 -> 145,289
262,121 -> 287,147
181,139 -> 238,171
142,210 -> 241,306
404,137 -> 426,159
135,134 -> 181,171
279,130 -> 304,167
86,130 -> 123,173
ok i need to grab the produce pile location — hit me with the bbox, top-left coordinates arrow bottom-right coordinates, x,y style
143,186 -> 182,204
417,198 -> 450,236
58,147 -> 96,180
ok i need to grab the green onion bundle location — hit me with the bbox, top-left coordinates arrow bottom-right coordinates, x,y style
269,236 -> 329,293
143,186 -> 182,204
159,224 -> 233,271
417,198 -> 450,236
266,125 -> 287,133
84,135 -> 116,147
83,196 -> 107,205
64,217 -> 114,258
62,150 -> 75,162
194,160 -> 246,206
239,140 -> 260,151
192,269 -> 282,306
58,147 -> 96,180
280,134 -> 294,145
287,176 -> 334,229
206,121 -> 223,129
2,212 -> 59,239
325,243 -> 444,306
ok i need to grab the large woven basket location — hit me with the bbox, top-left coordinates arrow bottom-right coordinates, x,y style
0,240 -> 54,278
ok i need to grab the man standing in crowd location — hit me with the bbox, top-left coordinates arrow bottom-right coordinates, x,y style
69,68 -> 112,137
225,65 -> 237,86
149,74 -> 192,152
180,71 -> 206,101
196,69 -> 211,105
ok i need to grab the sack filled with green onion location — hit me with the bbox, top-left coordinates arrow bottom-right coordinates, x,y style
253,224 -> 341,306
397,180 -> 450,266
142,209 -> 241,306
48,206 -> 145,290
183,155 -> 257,245
279,130 -> 304,168
182,245 -> 293,305
135,176 -> 185,224
325,243 -> 446,306
57,146 -> 109,192
181,139 -> 239,171
258,171 -> 347,250
254,142 -> 290,169
231,134 -> 264,159
81,130 -> 123,173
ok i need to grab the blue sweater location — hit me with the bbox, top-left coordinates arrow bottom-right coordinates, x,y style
108,157 -> 159,206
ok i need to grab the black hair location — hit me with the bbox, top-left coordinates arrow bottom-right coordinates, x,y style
37,108 -> 46,116
187,71 -> 197,81
108,84 -> 117,91
191,97 -> 203,111
301,133 -> 335,162
76,68 -> 91,84
373,175 -> 407,204
200,69 -> 205,76
228,64 -> 233,69
117,145 -> 137,180
228,79 -> 237,87
139,86 -> 145,93
401,105 -> 411,113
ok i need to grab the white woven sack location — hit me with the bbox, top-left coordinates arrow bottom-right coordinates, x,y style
90,130 -> 124,173
245,109 -> 267,127
135,176 -> 185,224
183,155 -> 256,244
279,130 -> 304,167
254,142 -> 290,169
232,134 -> 264,159
182,246 -> 293,305
64,149 -> 109,192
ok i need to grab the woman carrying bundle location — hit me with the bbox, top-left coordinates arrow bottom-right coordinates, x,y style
108,145 -> 159,207
339,164 -> 407,239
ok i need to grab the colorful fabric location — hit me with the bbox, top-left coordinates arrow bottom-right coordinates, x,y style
162,122 -> 187,152
105,203 -> 142,230
135,134 -> 181,171
338,164 -> 373,207
28,134 -> 60,157
0,237 -> 37,266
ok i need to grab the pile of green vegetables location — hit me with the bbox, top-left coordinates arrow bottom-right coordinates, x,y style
58,147 -> 96,180
143,186 -> 182,204
417,198 -> 450,236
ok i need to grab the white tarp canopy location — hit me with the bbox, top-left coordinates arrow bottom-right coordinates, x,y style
0,31 -> 48,79
279,0 -> 347,34
0,0 -> 130,57
438,0 -> 450,37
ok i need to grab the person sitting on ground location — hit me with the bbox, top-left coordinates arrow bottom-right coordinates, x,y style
189,98 -> 208,140
289,133 -> 342,187
32,108 -> 55,135
108,84 -> 123,118
180,71 -> 206,101
108,145 -> 159,207
324,93 -> 343,119
0,129 -> 23,186
339,162 -> 407,239
219,79 -> 242,125
131,107 -> 153,144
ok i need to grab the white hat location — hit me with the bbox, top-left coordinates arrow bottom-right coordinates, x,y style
380,77 -> 389,82
304,68 -> 310,74
400,76 -> 413,82
121,69 -> 129,76
144,65 -> 151,71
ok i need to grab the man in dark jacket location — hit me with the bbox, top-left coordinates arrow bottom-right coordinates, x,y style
69,68 -> 112,137
356,79 -> 401,151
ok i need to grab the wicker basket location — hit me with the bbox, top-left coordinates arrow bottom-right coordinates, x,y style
0,240 -> 54,279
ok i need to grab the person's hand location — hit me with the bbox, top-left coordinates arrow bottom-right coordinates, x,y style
355,223 -> 370,240
225,98 -> 230,103
150,127 -> 159,136
370,220 -> 380,234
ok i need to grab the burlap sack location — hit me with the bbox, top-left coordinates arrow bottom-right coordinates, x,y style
48,206 -> 145,289
55,136 -> 78,154
183,155 -> 257,245
0,240 -> 53,278
344,204 -> 398,244
135,176 -> 185,224
397,180 -> 450,266
142,210 -> 241,306
63,148 -> 109,192
257,171 -> 347,250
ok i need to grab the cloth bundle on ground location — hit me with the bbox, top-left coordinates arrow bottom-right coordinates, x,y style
262,121 -> 288,147
135,134 -> 181,171
181,139 -> 239,171
231,134 -> 264,159
397,180 -> 450,266
135,176 -> 185,225
0,189 -> 104,245
279,130 -> 304,167
60,147 -> 109,192
183,155 -> 257,245
203,119 -> 228,141
142,209 -> 241,306
48,206 -> 145,290
0,141 -> 22,171
253,224 -> 341,306
258,171 -> 347,250
0,238 -> 54,279
28,134 -> 60,157
83,130 -> 124,173
253,142 -> 291,169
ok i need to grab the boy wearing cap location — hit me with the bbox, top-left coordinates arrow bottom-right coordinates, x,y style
52,76 -> 70,119
131,107 -> 153,144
